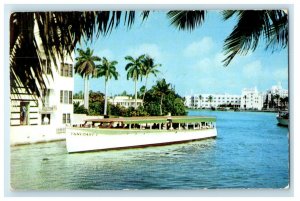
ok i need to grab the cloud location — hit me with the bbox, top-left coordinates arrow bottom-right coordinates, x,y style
273,68 -> 288,81
195,58 -> 213,72
242,60 -> 263,78
126,43 -> 162,61
192,53 -> 225,73
183,37 -> 214,57
97,49 -> 114,60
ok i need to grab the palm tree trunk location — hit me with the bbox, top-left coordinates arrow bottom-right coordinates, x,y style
142,75 -> 148,105
160,94 -> 163,115
134,79 -> 137,109
104,80 -> 108,115
84,76 -> 89,110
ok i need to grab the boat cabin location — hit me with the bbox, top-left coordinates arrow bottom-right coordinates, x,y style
73,116 -> 216,131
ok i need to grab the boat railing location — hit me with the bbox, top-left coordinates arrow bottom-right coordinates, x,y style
72,121 -> 216,131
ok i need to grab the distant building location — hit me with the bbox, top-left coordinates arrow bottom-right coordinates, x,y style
269,82 -> 288,97
264,82 -> 288,110
185,94 -> 241,109
240,87 -> 264,110
10,20 -> 74,145
109,96 -> 143,108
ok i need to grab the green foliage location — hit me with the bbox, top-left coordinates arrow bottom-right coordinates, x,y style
144,102 -> 161,116
109,104 -> 128,117
75,47 -> 101,78
73,102 -> 88,114
88,101 -> 104,115
124,106 -> 149,117
74,81 -> 186,117
87,91 -> 105,115
73,91 -> 84,99
143,79 -> 186,116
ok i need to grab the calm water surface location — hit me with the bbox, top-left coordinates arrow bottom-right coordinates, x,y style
10,111 -> 289,190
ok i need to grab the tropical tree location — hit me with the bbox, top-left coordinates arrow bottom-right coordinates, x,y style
141,55 -> 161,103
243,95 -> 247,109
283,96 -> 289,109
198,95 -> 203,109
167,10 -> 288,66
74,47 -> 101,109
208,95 -> 213,108
93,57 -> 119,115
10,11 -> 287,101
279,97 -> 285,109
10,11 -> 149,99
152,79 -> 171,115
274,94 -> 280,111
125,55 -> 145,109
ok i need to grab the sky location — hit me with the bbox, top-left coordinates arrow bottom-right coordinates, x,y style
74,11 -> 289,97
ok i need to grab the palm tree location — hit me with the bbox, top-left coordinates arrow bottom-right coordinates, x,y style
93,57 -> 119,115
243,95 -> 247,109
198,95 -> 203,109
153,79 -> 171,115
141,55 -> 161,103
125,55 -> 145,109
274,94 -> 280,111
279,97 -> 285,110
74,48 -> 101,109
167,10 -> 288,66
208,95 -> 213,108
10,11 -> 149,99
283,96 -> 289,109
10,11 -> 287,99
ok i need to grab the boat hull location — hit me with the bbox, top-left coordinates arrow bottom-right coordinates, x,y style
276,117 -> 289,126
66,128 -> 217,153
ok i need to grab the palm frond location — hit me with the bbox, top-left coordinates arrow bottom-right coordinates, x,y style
167,10 -> 206,31
222,10 -> 288,66
10,11 -> 148,98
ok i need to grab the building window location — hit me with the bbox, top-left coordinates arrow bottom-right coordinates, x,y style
67,113 -> 71,124
41,59 -> 51,75
60,90 -> 73,104
64,91 -> 68,103
62,113 -> 71,124
60,91 -> 64,103
60,63 -> 73,77
69,91 -> 73,104
62,114 -> 66,124
41,114 -> 51,125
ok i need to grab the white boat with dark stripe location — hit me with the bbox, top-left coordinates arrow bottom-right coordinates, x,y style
66,115 -> 217,153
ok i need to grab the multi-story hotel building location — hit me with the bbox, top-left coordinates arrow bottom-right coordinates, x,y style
185,93 -> 241,109
240,87 -> 264,110
10,21 -> 74,145
263,82 -> 288,109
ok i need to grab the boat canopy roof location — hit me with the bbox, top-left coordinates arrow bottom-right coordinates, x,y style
84,116 -> 216,124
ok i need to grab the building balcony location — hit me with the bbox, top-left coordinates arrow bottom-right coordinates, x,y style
40,105 -> 57,113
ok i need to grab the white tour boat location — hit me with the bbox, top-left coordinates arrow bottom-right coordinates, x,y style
66,115 -> 217,153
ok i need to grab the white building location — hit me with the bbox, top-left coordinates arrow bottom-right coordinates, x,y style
269,82 -> 288,97
263,82 -> 288,109
10,21 -> 74,145
185,94 -> 241,109
109,96 -> 143,108
240,87 -> 264,110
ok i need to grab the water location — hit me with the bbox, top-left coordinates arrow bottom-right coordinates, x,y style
10,111 -> 289,190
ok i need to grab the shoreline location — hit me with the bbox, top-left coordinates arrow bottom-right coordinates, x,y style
10,111 -> 278,147
187,108 -> 278,113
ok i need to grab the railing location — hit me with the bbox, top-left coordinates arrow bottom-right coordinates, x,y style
56,127 -> 66,134
40,105 -> 57,112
